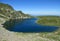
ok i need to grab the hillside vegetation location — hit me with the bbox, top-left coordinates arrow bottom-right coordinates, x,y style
37,16 -> 60,26
36,16 -> 60,41
0,3 -> 31,23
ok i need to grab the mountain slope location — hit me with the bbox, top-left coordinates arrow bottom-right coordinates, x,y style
0,3 -> 31,20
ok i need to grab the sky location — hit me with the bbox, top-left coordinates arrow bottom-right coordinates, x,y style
0,0 -> 60,16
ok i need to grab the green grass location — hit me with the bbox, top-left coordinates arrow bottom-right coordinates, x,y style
36,16 -> 60,41
37,16 -> 60,26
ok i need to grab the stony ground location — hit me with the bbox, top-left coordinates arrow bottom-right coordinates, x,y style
0,18 -> 59,41
0,18 -> 60,41
0,24 -> 58,41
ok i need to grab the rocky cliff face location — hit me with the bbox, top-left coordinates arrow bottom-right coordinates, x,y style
0,3 -> 31,24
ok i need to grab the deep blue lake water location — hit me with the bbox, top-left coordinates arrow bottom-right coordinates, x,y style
7,18 -> 58,33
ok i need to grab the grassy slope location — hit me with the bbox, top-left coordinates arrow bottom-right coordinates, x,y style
37,16 -> 60,26
36,16 -> 60,41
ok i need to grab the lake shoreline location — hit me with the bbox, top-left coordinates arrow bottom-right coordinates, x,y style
0,17 -> 60,41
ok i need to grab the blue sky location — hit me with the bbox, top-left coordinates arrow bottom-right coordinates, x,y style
0,0 -> 60,16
